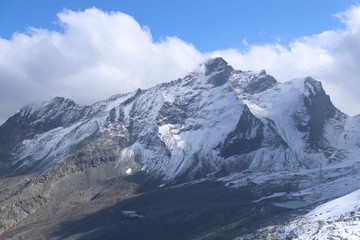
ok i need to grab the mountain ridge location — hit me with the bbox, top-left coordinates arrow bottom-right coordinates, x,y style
0,57 -> 356,180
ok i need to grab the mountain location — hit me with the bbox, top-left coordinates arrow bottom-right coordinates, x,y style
1,57 -> 360,239
0,57 -> 355,179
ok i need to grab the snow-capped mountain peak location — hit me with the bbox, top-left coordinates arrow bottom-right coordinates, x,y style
0,57 -> 359,183
204,57 -> 233,75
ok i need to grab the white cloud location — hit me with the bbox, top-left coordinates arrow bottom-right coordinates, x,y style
0,8 -> 204,123
2,6 -> 360,124
211,5 -> 360,116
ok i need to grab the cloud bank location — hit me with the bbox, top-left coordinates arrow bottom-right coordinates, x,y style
214,6 -> 360,117
1,6 -> 360,123
0,8 -> 204,123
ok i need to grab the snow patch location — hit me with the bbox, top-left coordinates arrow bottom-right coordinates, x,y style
126,168 -> 132,175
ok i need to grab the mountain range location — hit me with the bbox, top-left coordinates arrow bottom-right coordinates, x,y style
1,57 -> 359,239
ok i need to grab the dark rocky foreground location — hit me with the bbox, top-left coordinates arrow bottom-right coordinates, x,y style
2,177 -> 306,240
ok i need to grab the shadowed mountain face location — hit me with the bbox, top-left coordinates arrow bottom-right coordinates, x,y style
1,58 -> 360,239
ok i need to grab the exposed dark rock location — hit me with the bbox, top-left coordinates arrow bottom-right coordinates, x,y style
302,77 -> 340,149
219,105 -> 264,158
242,72 -> 277,94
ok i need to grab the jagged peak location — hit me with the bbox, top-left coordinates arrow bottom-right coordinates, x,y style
232,69 -> 277,94
286,77 -> 327,98
16,97 -> 77,120
237,69 -> 272,83
41,96 -> 75,108
304,77 -> 323,93
107,88 -> 142,102
204,57 -> 233,75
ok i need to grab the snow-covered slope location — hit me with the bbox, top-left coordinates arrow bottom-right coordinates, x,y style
1,57 -> 360,184
284,189 -> 360,239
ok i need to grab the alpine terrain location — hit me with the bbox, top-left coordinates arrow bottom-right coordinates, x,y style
1,57 -> 360,239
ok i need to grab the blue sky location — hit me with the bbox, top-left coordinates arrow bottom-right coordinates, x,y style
0,0 -> 358,51
1,0 -> 360,123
